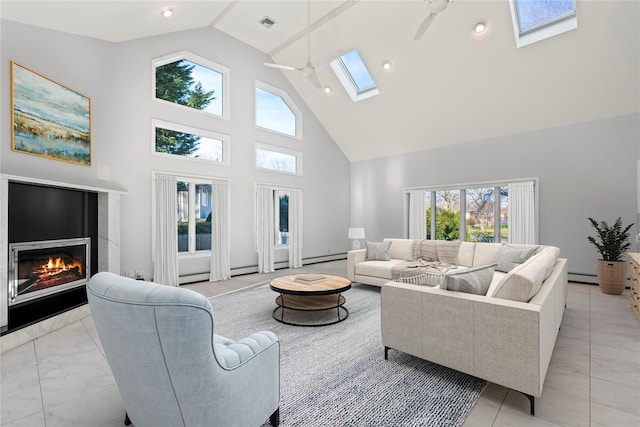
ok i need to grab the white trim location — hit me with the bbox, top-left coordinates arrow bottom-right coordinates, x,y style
152,50 -> 230,120
404,178 -> 539,244
0,173 -> 126,194
509,0 -> 577,48
255,142 -> 303,176
330,51 -> 380,103
254,80 -> 302,140
254,182 -> 303,192
151,171 -> 229,263
151,119 -> 230,166
404,177 -> 538,193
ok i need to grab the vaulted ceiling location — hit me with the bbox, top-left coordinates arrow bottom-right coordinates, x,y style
2,1 -> 638,161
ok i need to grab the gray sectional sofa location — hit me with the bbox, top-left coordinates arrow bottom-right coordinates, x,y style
347,238 -> 568,415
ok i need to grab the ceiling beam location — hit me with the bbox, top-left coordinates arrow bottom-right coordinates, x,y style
209,0 -> 240,27
268,0 -> 361,57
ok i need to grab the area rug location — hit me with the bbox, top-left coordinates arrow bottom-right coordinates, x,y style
209,282 -> 486,427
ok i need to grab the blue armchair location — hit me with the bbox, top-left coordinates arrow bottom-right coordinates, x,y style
87,272 -> 280,427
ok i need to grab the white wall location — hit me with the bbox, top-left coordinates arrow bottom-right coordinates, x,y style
351,113 -> 640,282
1,21 -> 351,280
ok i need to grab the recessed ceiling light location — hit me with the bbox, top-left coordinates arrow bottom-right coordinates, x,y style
473,21 -> 487,33
161,8 -> 173,18
323,86 -> 332,94
382,61 -> 393,71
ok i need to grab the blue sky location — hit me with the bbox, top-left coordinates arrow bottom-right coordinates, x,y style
13,63 -> 90,133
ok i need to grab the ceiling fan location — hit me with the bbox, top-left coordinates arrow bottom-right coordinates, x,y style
414,0 -> 451,40
264,0 -> 329,89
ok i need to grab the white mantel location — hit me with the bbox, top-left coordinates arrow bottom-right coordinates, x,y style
0,174 -> 125,335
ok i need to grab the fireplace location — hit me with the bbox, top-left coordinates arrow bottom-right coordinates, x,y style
9,237 -> 91,306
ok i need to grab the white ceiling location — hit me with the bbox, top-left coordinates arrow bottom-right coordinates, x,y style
2,1 -> 638,162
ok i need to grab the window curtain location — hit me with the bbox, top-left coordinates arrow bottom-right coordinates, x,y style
408,191 -> 426,239
508,181 -> 536,244
209,180 -> 230,281
153,174 -> 179,286
288,189 -> 303,268
256,184 -> 275,273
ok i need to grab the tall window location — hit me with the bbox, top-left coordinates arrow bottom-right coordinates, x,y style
255,143 -> 302,175
407,180 -> 534,243
177,180 -> 212,253
500,187 -> 509,242
425,192 -> 432,239
276,191 -> 289,246
255,80 -> 302,138
435,190 -> 460,241
465,188 -> 495,243
152,119 -> 230,165
509,0 -> 577,48
153,51 -> 230,119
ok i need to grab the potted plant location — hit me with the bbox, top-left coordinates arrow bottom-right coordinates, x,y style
587,217 -> 634,295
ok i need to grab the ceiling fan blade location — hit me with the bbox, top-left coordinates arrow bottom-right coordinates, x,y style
264,62 -> 297,71
414,13 -> 436,40
307,72 -> 322,89
312,49 -> 346,70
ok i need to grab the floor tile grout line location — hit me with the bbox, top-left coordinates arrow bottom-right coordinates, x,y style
81,317 -> 106,360
32,338 -> 47,427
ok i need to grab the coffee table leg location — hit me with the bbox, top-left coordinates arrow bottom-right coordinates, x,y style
280,293 -> 285,322
337,293 -> 342,320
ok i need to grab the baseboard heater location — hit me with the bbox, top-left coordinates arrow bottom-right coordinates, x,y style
177,253 -> 347,285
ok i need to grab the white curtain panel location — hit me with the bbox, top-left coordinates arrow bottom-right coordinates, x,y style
209,180 -> 230,281
256,184 -> 275,273
288,189 -> 303,268
508,181 -> 536,244
153,174 -> 179,286
408,191 -> 427,239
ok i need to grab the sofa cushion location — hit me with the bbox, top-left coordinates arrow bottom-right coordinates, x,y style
356,259 -> 406,280
384,238 -> 420,261
366,241 -> 391,260
435,241 -> 461,264
420,240 -> 438,262
471,243 -> 502,266
490,247 -> 560,302
441,264 -> 497,295
458,242 -> 476,267
493,244 -> 538,272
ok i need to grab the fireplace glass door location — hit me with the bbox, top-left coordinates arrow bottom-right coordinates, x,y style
9,237 -> 91,305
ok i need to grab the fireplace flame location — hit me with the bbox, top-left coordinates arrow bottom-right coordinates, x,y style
35,257 -> 83,277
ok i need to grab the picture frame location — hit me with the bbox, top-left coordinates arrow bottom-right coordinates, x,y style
11,61 -> 91,166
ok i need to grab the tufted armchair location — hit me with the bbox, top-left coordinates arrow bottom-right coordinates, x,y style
87,272 -> 280,427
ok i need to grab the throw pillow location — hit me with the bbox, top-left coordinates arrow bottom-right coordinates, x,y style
436,241 -> 461,264
366,241 -> 391,261
420,240 -> 438,262
493,244 -> 538,273
440,264 -> 497,296
385,239 -> 420,261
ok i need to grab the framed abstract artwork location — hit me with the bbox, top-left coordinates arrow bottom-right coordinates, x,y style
11,61 -> 91,166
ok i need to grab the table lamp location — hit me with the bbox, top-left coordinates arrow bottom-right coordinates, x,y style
348,227 -> 365,250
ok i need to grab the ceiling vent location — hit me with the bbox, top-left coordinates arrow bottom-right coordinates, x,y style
259,16 -> 277,29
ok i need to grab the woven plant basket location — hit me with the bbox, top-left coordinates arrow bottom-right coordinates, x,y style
596,260 -> 627,295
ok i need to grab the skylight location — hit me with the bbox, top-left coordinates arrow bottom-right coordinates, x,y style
509,0 -> 577,48
330,49 -> 379,102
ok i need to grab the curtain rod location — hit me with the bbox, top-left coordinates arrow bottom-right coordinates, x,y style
404,177 -> 538,193
255,182 -> 303,191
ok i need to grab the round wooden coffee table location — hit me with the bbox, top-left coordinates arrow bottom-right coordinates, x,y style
269,274 -> 351,326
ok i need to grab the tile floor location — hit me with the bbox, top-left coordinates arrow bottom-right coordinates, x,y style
1,260 -> 639,427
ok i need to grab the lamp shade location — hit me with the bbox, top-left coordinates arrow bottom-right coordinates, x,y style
348,227 -> 365,239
